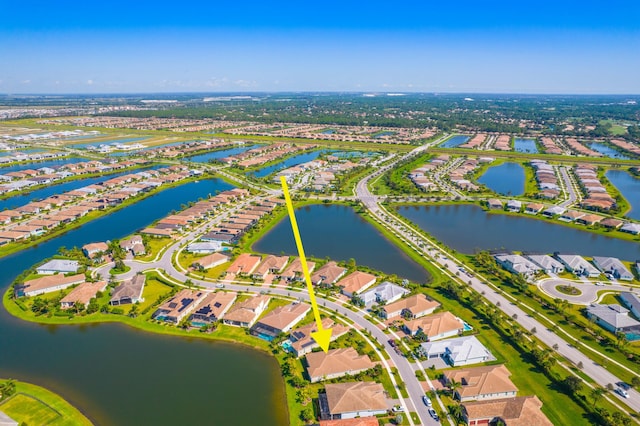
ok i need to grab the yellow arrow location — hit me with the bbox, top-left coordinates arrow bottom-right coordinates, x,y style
280,176 -> 332,353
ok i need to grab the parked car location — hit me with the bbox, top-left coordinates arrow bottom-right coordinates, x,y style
392,405 -> 405,412
422,395 -> 432,406
615,387 -> 629,398
388,339 -> 397,348
215,283 -> 225,288
617,382 -> 631,390
428,407 -> 440,421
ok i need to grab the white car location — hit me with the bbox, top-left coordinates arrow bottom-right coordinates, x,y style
615,387 -> 629,398
422,395 -> 432,406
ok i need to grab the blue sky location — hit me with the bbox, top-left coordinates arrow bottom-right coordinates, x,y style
1,1 -> 639,94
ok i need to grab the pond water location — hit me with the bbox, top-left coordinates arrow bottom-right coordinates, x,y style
477,162 -> 525,196
514,138 -> 538,154
397,204 -> 640,260
440,135 -> 470,148
254,204 -> 430,283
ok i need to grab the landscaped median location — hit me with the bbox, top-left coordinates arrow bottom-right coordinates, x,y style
0,378 -> 92,426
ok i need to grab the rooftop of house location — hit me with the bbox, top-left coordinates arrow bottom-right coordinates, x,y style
110,274 -> 146,301
405,311 -> 464,337
192,291 -> 237,319
336,271 -> 376,294
311,261 -> 347,284
254,302 -> 311,331
445,364 -> 518,399
586,304 -> 640,329
324,382 -> 387,415
60,281 -> 107,306
224,295 -> 270,323
22,273 -> 85,293
462,396 -> 552,426
384,293 -> 441,315
306,347 -> 375,380
37,259 -> 79,272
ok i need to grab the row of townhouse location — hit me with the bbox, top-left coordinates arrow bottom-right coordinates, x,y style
140,187 -> 252,238
530,159 -> 561,199
565,137 -> 603,157
408,155 -> 449,192
0,165 -> 191,245
0,150 -> 67,164
494,197 -> 640,235
449,157 -> 494,192
495,252 -> 634,280
574,164 -> 617,211
0,158 -> 149,195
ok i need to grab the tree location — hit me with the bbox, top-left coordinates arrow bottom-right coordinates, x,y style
0,379 -> 16,399
563,376 -> 583,395
630,376 -> 640,389
449,404 -> 464,424
448,378 -> 462,399
300,408 -> 314,423
590,386 -> 606,406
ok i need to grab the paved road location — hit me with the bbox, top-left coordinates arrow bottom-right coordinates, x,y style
538,278 -> 640,305
558,166 -> 580,208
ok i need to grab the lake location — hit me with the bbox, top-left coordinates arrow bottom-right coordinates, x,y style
253,204 -> 430,283
186,145 -> 259,163
477,162 -> 525,196
396,204 -> 640,260
0,178 -> 288,426
586,142 -> 631,160
607,170 -> 640,220
514,138 -> 538,154
440,135 -> 470,148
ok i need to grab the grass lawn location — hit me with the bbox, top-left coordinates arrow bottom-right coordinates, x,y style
139,236 -> 173,261
0,380 -> 92,426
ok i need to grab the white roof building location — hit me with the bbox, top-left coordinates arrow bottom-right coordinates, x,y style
419,335 -> 495,367
592,257 -> 633,281
36,259 -> 80,275
526,255 -> 565,274
359,281 -> 410,306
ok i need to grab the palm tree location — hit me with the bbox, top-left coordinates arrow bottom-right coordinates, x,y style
590,386 -> 606,406
448,378 -> 462,399
449,404 -> 464,425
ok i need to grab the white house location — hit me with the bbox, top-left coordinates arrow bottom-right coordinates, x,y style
36,259 -> 80,275
526,255 -> 565,274
554,254 -> 600,278
592,257 -> 633,281
359,281 -> 409,306
419,335 -> 495,367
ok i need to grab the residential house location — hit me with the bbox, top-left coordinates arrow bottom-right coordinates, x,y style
82,242 -> 109,259
462,396 -> 553,426
305,347 -> 376,383
336,271 -> 377,297
16,273 -> 85,297
120,235 -> 145,256
620,292 -> 640,320
487,199 -> 503,210
192,253 -> 229,270
620,223 -> 640,235
110,274 -> 146,305
554,254 -> 601,277
526,255 -> 565,274
382,294 -> 441,320
318,418 -> 378,426
585,304 -> 640,340
60,281 -> 108,309
280,258 -> 316,281
592,256 -> 633,281
186,241 -> 222,254
288,318 -> 350,357
252,255 -> 289,280
524,203 -> 545,214
419,335 -> 495,366
311,261 -> 347,286
542,205 -> 565,217
506,200 -> 521,212
359,281 -> 409,306
190,291 -> 237,325
320,382 -> 387,420
153,289 -> 208,324
36,259 -> 79,275
559,210 -> 585,222
223,295 -> 270,328
444,365 -> 518,402
494,254 -> 541,279
404,311 -> 465,339
251,302 -> 310,340
226,253 -> 262,277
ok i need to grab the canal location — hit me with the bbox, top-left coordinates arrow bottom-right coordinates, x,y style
253,204 -> 430,283
477,162 -> 525,196
607,170 -> 640,221
586,142 -> 630,160
397,204 -> 640,261
0,178 -> 288,426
